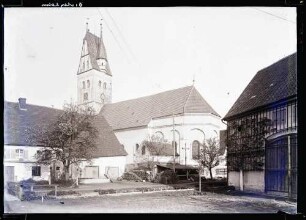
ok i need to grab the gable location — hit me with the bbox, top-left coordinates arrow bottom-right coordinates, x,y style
224,53 -> 297,120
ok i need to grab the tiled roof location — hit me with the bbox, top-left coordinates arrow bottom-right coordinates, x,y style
83,31 -> 112,76
223,53 -> 297,120
101,86 -> 220,130
4,101 -> 126,157
147,142 -> 179,156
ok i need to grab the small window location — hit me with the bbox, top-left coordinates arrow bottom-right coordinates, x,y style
56,167 -> 60,171
82,81 -> 85,89
83,62 -> 85,71
16,149 -> 24,158
87,80 -> 90,88
99,81 -> 102,88
84,93 -> 88,101
136,144 -> 139,151
103,82 -> 107,90
32,166 -> 41,176
87,60 -> 89,70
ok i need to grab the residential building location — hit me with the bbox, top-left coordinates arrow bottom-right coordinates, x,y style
223,53 -> 297,198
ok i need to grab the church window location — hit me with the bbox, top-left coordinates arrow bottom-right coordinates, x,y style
82,81 -> 85,89
83,93 -> 88,101
141,146 -> 146,155
103,82 -> 107,90
99,81 -> 102,88
172,141 -> 178,155
87,80 -> 90,88
192,140 -> 200,160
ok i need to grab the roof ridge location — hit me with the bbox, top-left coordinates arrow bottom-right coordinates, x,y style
104,86 -> 193,106
183,85 -> 195,113
4,100 -> 63,111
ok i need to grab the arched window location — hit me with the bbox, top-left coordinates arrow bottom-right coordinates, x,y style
99,81 -> 102,88
83,93 -> 88,101
192,140 -> 200,159
136,144 -> 139,152
82,62 -> 85,71
103,82 -> 107,90
87,80 -> 90,88
82,81 -> 85,89
141,146 -> 146,155
87,60 -> 89,70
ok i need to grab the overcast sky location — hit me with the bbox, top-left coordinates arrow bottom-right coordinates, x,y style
4,7 -> 297,118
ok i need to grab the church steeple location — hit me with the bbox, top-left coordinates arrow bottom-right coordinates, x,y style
76,20 -> 112,114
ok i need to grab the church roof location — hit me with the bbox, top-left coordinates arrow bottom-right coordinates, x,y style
83,31 -> 112,76
4,100 -> 127,157
223,53 -> 297,120
100,86 -> 220,130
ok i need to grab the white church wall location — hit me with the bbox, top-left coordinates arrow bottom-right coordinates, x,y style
114,127 -> 149,165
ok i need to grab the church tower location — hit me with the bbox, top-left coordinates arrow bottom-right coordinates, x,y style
77,20 -> 112,114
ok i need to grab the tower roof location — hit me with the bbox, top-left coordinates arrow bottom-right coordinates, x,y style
83,31 -> 112,76
100,86 -> 220,130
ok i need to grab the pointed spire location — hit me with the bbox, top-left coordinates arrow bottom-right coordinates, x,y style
97,19 -> 107,60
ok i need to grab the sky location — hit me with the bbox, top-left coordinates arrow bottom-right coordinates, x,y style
4,7 -> 297,118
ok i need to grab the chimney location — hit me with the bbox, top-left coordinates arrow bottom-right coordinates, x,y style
18,98 -> 27,110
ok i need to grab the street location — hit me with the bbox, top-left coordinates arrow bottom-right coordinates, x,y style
4,190 -> 297,213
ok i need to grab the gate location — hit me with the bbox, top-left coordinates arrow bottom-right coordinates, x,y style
265,134 -> 297,198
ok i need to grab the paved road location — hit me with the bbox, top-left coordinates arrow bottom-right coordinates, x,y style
4,190 -> 297,213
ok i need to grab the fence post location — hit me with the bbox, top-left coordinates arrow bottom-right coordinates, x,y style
55,185 -> 58,197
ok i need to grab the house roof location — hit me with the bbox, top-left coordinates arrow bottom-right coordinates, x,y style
223,53 -> 297,120
100,86 -> 220,130
4,101 -> 127,157
83,31 -> 112,76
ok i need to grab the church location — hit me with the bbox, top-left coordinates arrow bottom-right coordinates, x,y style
76,22 -> 226,178
4,22 -> 226,184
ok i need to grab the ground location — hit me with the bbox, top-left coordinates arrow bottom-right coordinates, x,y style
4,189 -> 296,213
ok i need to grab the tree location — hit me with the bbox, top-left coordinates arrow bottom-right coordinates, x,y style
226,117 -> 272,172
26,103 -> 98,181
199,137 -> 225,179
136,135 -> 169,169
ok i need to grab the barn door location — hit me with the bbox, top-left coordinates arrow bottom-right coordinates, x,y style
83,166 -> 99,179
4,166 -> 15,184
265,134 -> 297,198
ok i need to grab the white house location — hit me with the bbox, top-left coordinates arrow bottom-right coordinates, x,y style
3,98 -> 128,184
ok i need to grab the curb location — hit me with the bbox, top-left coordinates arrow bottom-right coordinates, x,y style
55,188 -> 195,199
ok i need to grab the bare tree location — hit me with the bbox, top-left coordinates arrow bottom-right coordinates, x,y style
136,135 -> 169,169
199,137 -> 225,179
26,103 -> 98,181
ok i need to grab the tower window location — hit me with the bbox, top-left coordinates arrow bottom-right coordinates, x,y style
82,81 -> 85,89
87,60 -> 89,70
83,62 -> 85,71
99,81 -> 102,88
87,80 -> 90,88
103,82 -> 107,90
83,93 -> 88,101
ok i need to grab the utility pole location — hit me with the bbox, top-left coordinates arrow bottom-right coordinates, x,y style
172,113 -> 176,173
182,143 -> 190,180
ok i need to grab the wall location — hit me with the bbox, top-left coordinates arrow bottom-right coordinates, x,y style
4,161 -> 50,182
78,156 -> 126,178
114,128 -> 149,164
228,171 -> 265,192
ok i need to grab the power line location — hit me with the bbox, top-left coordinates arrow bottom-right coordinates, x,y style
104,8 -> 138,63
96,9 -> 132,63
252,7 -> 296,25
